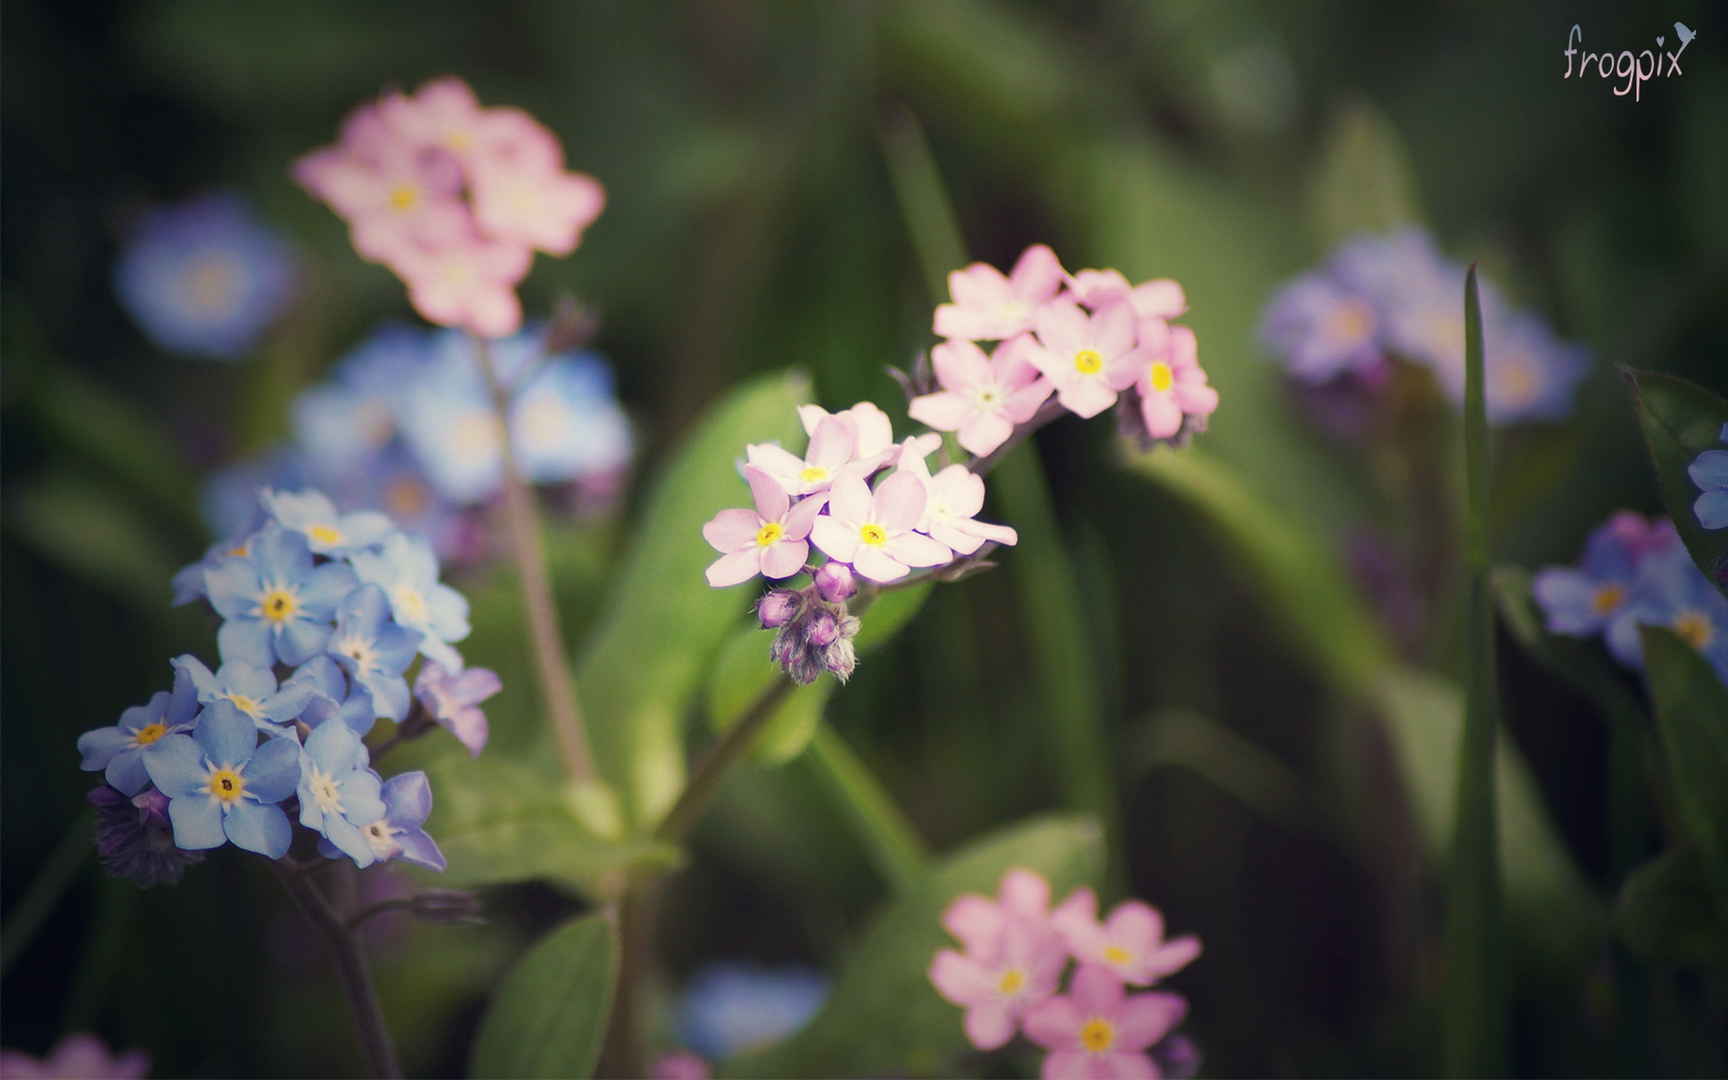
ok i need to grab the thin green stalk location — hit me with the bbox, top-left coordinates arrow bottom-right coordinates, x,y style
1443,265 -> 1505,1076
473,335 -> 593,782
655,678 -> 798,844
0,812 -> 92,978
806,727 -> 926,893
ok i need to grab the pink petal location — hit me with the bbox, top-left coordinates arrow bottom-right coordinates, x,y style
1066,268 -> 1132,308
936,304 -> 1009,342
1024,997 -> 1082,1050
1105,348 -> 1147,393
827,471 -> 873,527
702,508 -> 762,553
909,391 -> 974,433
1135,317 -> 1172,357
872,471 -> 927,534
1000,868 -> 1052,918
964,1003 -> 1017,1052
1070,963 -> 1127,1016
1100,1052 -> 1158,1080
963,519 -> 1019,547
930,949 -> 996,1006
744,465 -> 790,522
1113,992 -> 1187,1051
1006,377 -> 1055,423
1009,243 -> 1065,302
1092,301 -> 1136,357
957,411 -> 1015,456
943,895 -> 1005,952
1132,279 -> 1187,318
848,402 -> 895,458
932,466 -> 986,518
746,442 -> 806,483
1142,936 -> 1202,981
933,340 -> 993,392
1040,1048 -> 1094,1080
852,545 -> 909,583
994,333 -> 1046,385
949,262 -> 1013,309
1057,378 -> 1119,419
810,516 -> 860,563
1034,300 -> 1089,355
1052,887 -> 1099,939
796,404 -> 830,438
885,531 -> 951,568
1174,383 -> 1219,417
807,415 -> 857,468
1140,393 -> 1183,439
1169,325 -> 1197,366
760,539 -> 808,580
1105,902 -> 1164,952
704,550 -> 761,588
929,522 -> 982,555
464,286 -> 524,339
783,494 -> 825,540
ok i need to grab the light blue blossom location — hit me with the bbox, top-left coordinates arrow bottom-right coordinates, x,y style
327,584 -> 422,720
1689,429 -> 1728,530
296,720 -> 387,868
1258,271 -> 1382,383
171,531 -> 261,607
77,667 -> 200,795
349,532 -> 470,670
142,701 -> 301,858
1532,514 -> 1649,637
291,324 -> 434,478
113,193 -> 296,360
201,450 -> 309,542
204,523 -> 356,668
677,964 -> 829,1061
260,488 -> 395,557
1606,545 -> 1728,681
287,655 -> 378,737
358,771 -> 446,871
1433,310 -> 1589,424
172,654 -> 317,733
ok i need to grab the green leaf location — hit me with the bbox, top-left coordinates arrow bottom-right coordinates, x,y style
470,913 -> 618,1079
1307,100 -> 1423,248
721,815 -> 1104,1078
575,369 -> 810,827
1492,566 -> 1648,731
1616,847 -> 1728,968
1627,368 -> 1728,598
9,474 -> 181,612
1639,625 -> 1728,917
29,370 -> 200,528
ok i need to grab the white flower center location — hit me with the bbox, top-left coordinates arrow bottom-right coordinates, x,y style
305,765 -> 345,816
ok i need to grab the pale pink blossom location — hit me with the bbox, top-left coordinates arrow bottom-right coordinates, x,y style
703,467 -> 823,587
471,162 -> 605,256
941,868 -> 1058,954
302,144 -> 471,265
798,401 -> 896,462
1025,965 -> 1188,1080
377,77 -> 488,160
931,914 -> 1068,1051
1028,301 -> 1143,418
389,234 -> 532,339
1063,269 -> 1188,321
809,471 -> 950,583
1132,323 -> 1218,440
909,335 -> 1052,456
1051,888 -> 1201,987
746,414 -> 865,498
650,1052 -> 711,1080
935,244 -> 1066,341
895,447 -> 1018,556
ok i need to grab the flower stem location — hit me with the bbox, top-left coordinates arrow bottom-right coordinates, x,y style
473,334 -> 594,782
806,727 -> 925,893
273,863 -> 402,1079
653,677 -> 796,844
0,811 -> 92,979
596,882 -> 655,1078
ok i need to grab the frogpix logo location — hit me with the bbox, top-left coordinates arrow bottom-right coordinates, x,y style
1563,21 -> 1696,101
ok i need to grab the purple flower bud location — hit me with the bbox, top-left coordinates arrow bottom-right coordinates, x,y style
757,589 -> 801,629
806,610 -> 841,648
813,562 -> 857,603
1152,1034 -> 1202,1080
88,785 -> 203,888
822,638 -> 857,682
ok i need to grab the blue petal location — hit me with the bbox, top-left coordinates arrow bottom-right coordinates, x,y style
254,522 -> 315,585
396,828 -> 447,871
78,726 -> 136,772
1688,449 -> 1728,491
217,618 -> 273,669
300,562 -> 359,614
340,768 -> 386,825
224,800 -> 291,858
261,679 -> 317,723
277,614 -> 333,666
338,584 -> 391,639
305,718 -> 364,774
322,809 -> 376,868
339,511 -> 396,550
118,692 -> 170,734
382,770 -> 433,828
219,661 -> 277,701
169,796 -> 225,850
1696,490 -> 1728,532
244,735 -> 302,803
144,734 -> 211,798
166,665 -> 202,726
203,558 -> 260,619
347,547 -> 397,591
105,749 -> 151,797
418,635 -> 464,673
286,655 -> 347,700
365,674 -> 411,721
196,701 -> 258,767
427,583 -> 471,642
373,623 -> 424,675
337,689 -> 376,737
172,654 -> 222,702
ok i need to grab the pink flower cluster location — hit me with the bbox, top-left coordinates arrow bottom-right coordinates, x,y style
930,869 -> 1200,1079
296,77 -> 604,339
703,401 -> 1017,588
913,245 -> 1218,451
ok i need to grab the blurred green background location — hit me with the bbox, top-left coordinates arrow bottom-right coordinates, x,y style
4,1 -> 1726,1076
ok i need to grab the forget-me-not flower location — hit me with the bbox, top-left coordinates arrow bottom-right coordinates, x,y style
261,488 -> 395,557
328,584 -> 423,720
288,655 -> 379,736
204,523 -> 357,667
355,771 -> 446,871
143,701 -> 301,858
173,654 -> 317,733
1689,425 -> 1728,531
297,719 -> 387,868
349,532 -> 470,670
78,666 -> 200,795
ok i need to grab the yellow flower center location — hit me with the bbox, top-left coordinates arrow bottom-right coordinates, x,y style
1591,584 -> 1626,616
133,722 -> 168,746
1147,361 -> 1174,394
996,968 -> 1026,995
755,522 -> 785,547
1073,349 -> 1103,375
227,694 -> 263,718
799,465 -> 830,485
393,585 -> 428,624
444,129 -> 473,152
183,256 -> 238,314
309,524 -> 344,547
228,543 -> 250,557
207,767 -> 246,806
975,386 -> 1002,408
261,588 -> 298,624
858,523 -> 888,546
1495,359 -> 1539,407
389,184 -> 419,212
1327,299 -> 1374,344
1080,1018 -> 1116,1054
387,478 -> 428,518
1103,944 -> 1132,967
1674,610 -> 1715,650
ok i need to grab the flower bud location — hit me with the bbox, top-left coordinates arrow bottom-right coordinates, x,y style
757,589 -> 801,629
813,561 -> 857,603
822,638 -> 857,682
806,610 -> 841,648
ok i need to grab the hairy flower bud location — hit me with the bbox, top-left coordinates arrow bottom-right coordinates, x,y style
757,589 -> 801,629
806,610 -> 841,648
813,561 -> 857,603
822,638 -> 857,682
88,785 -> 204,888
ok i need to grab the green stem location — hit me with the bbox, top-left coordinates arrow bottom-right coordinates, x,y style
806,727 -> 926,893
473,335 -> 594,782
596,885 -> 654,1078
654,678 -> 796,844
0,811 -> 92,978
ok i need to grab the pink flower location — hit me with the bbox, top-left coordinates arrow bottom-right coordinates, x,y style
941,868 -> 1058,953
389,234 -> 532,339
307,145 -> 472,265
746,414 -> 865,498
1063,269 -> 1188,321
0,1034 -> 149,1079
413,661 -> 501,757
908,335 -> 1052,456
703,467 -> 823,587
471,162 -> 605,257
931,913 -> 1068,1051
1027,301 -> 1142,419
935,244 -> 1066,342
809,470 -> 950,583
797,402 -> 896,463
1132,324 -> 1218,440
1051,888 -> 1201,986
650,1052 -> 711,1080
895,447 -> 1018,556
1024,965 -> 1188,1080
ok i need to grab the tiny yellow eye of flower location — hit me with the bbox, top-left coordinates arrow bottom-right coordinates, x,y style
1080,1018 -> 1116,1054
388,479 -> 428,517
309,525 -> 344,546
799,466 -> 829,485
1674,611 -> 1714,650
227,694 -> 262,718
261,589 -> 298,623
996,969 -> 1026,995
1592,585 -> 1625,615
1073,349 -> 1103,375
1103,945 -> 1132,966
389,184 -> 419,211
207,768 -> 246,804
858,524 -> 888,546
133,722 -> 168,746
228,544 -> 249,557
755,522 -> 785,547
1147,361 -> 1174,394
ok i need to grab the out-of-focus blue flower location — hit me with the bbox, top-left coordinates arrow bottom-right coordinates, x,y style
289,655 -> 379,737
414,661 -> 499,757
261,488 -> 395,557
88,784 -> 204,887
1329,229 -> 1473,371
358,771 -> 446,871
204,524 -> 356,668
202,450 -> 309,542
77,667 -> 200,795
677,964 -> 829,1061
1258,272 -> 1382,382
1432,310 -> 1589,424
297,719 -> 387,868
172,530 -> 262,606
292,324 -> 435,477
1689,428 -> 1728,530
143,701 -> 301,858
173,654 -> 317,733
1532,513 -> 1651,637
114,193 -> 296,360
350,533 -> 469,671
328,584 -> 422,720
1606,545 -> 1728,681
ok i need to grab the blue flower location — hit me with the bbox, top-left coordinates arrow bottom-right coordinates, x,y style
172,654 -> 317,733
113,193 -> 296,360
261,488 -> 395,557
1532,516 -> 1646,637
171,531 -> 260,607
1259,272 -> 1382,383
510,353 -> 633,486
77,667 -> 200,795
204,524 -> 357,668
142,701 -> 301,858
291,324 -> 434,478
288,655 -> 379,737
677,964 -> 829,1060
356,771 -> 446,871
327,584 -> 422,720
1435,310 -> 1589,425
349,532 -> 470,670
1606,545 -> 1728,681
201,449 -> 309,541
1689,437 -> 1728,531
297,720 -> 388,868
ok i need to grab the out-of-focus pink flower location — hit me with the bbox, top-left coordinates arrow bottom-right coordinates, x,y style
389,235 -> 532,339
703,467 -> 823,587
0,1034 -> 150,1079
941,868 -> 1057,954
809,470 -> 949,583
1024,965 -> 1187,1080
935,244 -> 1066,342
650,1051 -> 711,1080
909,335 -> 1052,456
1028,301 -> 1142,419
1063,268 -> 1188,321
413,661 -> 501,757
471,162 -> 605,257
895,447 -> 1017,556
1132,323 -> 1218,440
931,913 -> 1068,1051
1051,888 -> 1201,987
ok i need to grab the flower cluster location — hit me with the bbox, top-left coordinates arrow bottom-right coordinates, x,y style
1533,511 -> 1728,684
929,869 -> 1201,1079
199,322 -> 631,565
1260,229 -> 1589,426
79,486 -> 502,882
0,1034 -> 149,1080
114,193 -> 296,360
296,77 -> 604,338
1690,424 -> 1728,532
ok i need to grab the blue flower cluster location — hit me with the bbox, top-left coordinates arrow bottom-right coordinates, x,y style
1533,511 -> 1728,685
79,487 -> 496,882
1690,423 -> 1728,532
200,323 -> 632,564
1260,229 -> 1589,426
